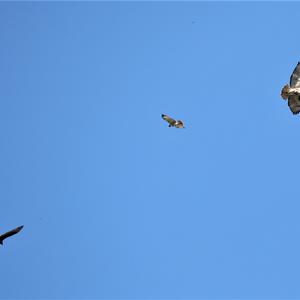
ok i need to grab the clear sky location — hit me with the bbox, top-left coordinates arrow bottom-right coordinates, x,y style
1,2 -> 300,299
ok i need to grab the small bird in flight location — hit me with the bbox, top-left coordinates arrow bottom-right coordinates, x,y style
162,114 -> 185,128
0,225 -> 24,245
281,62 -> 300,114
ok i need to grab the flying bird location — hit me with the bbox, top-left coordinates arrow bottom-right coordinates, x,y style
281,62 -> 300,114
162,114 -> 185,128
0,225 -> 24,245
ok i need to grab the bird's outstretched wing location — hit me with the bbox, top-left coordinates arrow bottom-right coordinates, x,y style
288,96 -> 300,114
0,225 -> 24,245
290,62 -> 300,88
162,114 -> 176,126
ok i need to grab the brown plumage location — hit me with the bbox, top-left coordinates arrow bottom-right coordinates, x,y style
281,62 -> 300,114
162,114 -> 185,128
0,225 -> 24,245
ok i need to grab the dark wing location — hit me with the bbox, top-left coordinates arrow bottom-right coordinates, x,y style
162,114 -> 176,126
0,225 -> 24,244
288,95 -> 300,114
290,62 -> 300,88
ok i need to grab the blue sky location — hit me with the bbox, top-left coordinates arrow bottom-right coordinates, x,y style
1,2 -> 300,299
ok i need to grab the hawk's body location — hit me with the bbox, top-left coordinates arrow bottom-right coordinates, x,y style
162,114 -> 185,128
281,62 -> 300,114
0,225 -> 24,245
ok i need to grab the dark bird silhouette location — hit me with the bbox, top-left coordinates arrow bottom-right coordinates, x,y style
0,225 -> 24,245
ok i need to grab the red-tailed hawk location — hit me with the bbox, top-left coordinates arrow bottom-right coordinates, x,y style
162,114 -> 185,128
0,225 -> 24,245
281,62 -> 300,114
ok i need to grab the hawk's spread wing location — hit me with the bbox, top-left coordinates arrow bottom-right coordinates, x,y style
288,95 -> 300,114
290,62 -> 300,88
162,114 -> 176,126
0,225 -> 24,245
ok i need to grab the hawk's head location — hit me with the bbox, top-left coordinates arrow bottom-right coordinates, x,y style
175,120 -> 185,128
281,84 -> 290,100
